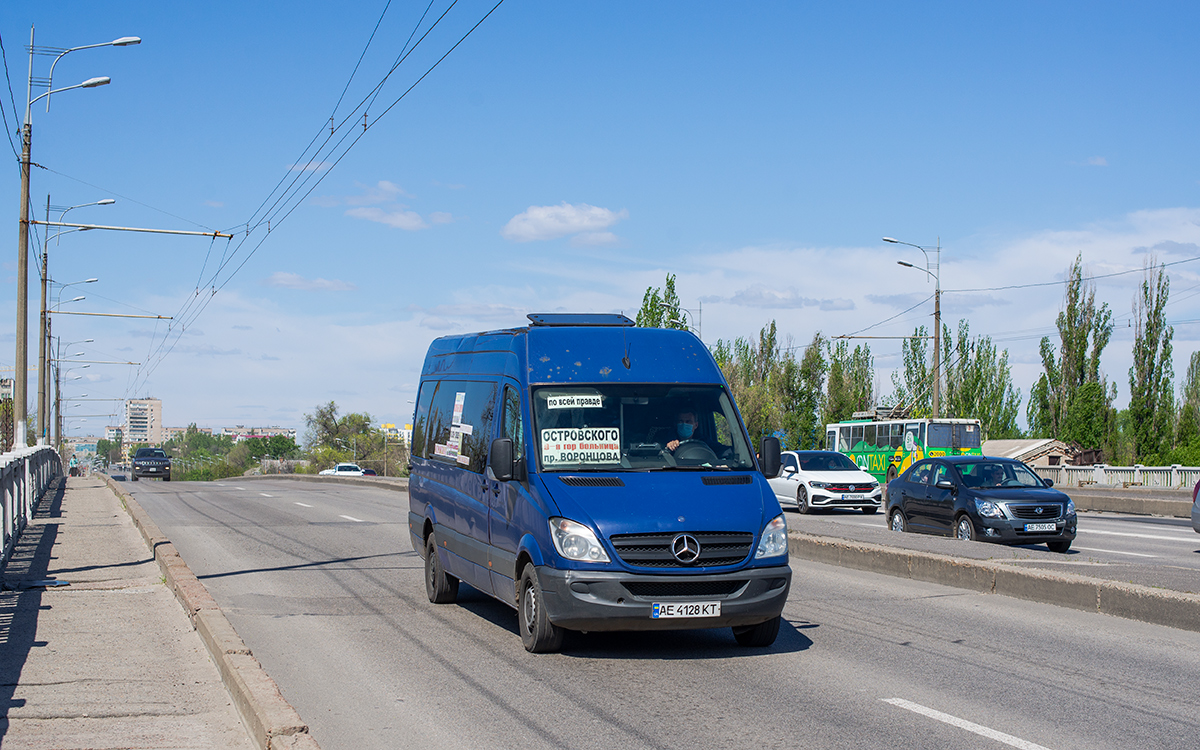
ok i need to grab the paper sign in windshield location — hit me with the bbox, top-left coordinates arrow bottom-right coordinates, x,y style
541,428 -> 621,464
546,394 -> 603,410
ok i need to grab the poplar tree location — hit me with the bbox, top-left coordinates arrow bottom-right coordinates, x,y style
1128,259 -> 1174,461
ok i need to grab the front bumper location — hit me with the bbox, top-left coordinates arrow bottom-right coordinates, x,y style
975,513 -> 1077,544
809,488 -> 882,508
132,465 -> 169,477
535,564 -> 791,632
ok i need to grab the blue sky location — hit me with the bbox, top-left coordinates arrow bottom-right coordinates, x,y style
2,1 -> 1199,437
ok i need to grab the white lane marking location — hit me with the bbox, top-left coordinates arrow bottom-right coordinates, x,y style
1072,546 -> 1157,558
236,486 -> 246,491
294,502 -> 313,508
882,698 -> 1053,750
339,515 -> 364,523
259,493 -> 273,498
1076,528 -> 1195,543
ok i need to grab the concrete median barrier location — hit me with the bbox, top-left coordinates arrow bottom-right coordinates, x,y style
104,475 -> 321,750
788,530 -> 1200,633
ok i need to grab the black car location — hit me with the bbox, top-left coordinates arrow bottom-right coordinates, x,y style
131,447 -> 171,482
885,456 -> 1076,553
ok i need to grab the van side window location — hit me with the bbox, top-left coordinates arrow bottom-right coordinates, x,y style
502,385 -> 524,461
411,381 -> 439,459
426,380 -> 498,473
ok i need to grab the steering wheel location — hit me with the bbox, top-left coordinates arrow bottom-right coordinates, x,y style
673,439 -> 719,465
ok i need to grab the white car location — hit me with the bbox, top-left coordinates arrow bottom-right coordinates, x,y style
319,462 -> 365,477
768,450 -> 882,514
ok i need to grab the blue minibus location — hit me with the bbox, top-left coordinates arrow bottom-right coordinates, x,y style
408,313 -> 791,652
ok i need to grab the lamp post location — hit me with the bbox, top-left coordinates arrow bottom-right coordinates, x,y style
40,200 -> 106,444
14,25 -> 137,448
884,236 -> 941,417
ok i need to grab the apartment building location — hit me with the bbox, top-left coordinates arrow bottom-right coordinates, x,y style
124,398 -> 163,445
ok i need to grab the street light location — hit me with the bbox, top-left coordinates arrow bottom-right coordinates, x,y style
884,236 -> 942,417
14,25 -> 137,448
39,197 -> 109,443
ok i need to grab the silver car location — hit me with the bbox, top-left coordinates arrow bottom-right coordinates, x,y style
1192,479 -> 1200,533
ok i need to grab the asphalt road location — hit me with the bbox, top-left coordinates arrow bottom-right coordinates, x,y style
128,478 -> 1200,750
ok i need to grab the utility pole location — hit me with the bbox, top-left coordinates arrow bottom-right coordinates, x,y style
931,238 -> 941,419
14,27 -> 34,447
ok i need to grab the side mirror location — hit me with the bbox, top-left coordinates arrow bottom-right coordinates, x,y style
760,436 -> 781,478
1043,478 -> 1054,487
935,479 -> 956,492
490,438 -> 514,482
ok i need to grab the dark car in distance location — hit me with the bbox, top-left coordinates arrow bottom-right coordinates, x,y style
886,456 -> 1076,553
131,447 -> 171,482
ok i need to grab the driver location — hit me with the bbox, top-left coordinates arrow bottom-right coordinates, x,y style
983,464 -> 1004,486
665,410 -> 699,453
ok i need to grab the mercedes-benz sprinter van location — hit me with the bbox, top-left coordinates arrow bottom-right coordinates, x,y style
408,313 -> 790,652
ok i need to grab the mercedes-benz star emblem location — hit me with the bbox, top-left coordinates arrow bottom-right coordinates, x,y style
671,533 -> 701,564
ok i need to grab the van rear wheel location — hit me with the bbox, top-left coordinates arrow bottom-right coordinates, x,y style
733,615 -> 780,647
518,564 -> 563,653
424,533 -> 459,604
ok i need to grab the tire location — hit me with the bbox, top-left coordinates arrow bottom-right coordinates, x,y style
797,486 -> 812,514
884,466 -> 898,501
424,533 -> 459,604
518,564 -> 563,653
131,473 -> 139,482
955,515 -> 977,541
861,506 -> 878,515
733,615 -> 781,647
163,473 -> 171,482
1047,540 -> 1072,554
889,508 -> 906,533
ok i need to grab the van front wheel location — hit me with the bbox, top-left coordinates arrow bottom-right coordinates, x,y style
518,565 -> 563,653
733,615 -> 781,647
425,534 -> 459,604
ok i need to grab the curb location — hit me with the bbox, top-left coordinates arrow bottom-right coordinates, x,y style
104,475 -> 321,750
1067,488 -> 1192,519
787,531 -> 1200,634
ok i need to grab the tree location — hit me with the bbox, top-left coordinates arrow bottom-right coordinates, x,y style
1027,255 -> 1116,452
941,320 -> 1022,439
887,325 -> 931,417
635,273 -> 687,329
823,340 -> 873,424
779,333 -> 828,450
1128,258 -> 1174,461
1176,352 -> 1200,448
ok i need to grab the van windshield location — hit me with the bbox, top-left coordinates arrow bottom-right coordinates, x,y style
532,384 -> 756,472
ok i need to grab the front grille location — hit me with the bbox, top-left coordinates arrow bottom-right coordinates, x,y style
823,483 -> 874,493
702,475 -> 753,486
1009,504 -> 1063,520
622,580 -> 747,598
609,532 -> 754,568
559,475 -> 624,487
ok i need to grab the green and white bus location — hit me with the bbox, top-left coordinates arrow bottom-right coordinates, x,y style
825,415 -> 983,485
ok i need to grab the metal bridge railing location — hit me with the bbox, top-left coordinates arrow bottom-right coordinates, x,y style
1032,463 -> 1200,489
2,445 -> 63,566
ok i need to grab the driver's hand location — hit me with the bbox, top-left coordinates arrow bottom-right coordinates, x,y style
666,439 -> 680,452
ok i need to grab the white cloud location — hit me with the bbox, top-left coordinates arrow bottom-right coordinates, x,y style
203,200 -> 224,208
344,180 -> 409,206
345,206 -> 427,231
429,211 -> 454,224
1087,156 -> 1108,167
264,271 -> 357,292
501,202 -> 628,242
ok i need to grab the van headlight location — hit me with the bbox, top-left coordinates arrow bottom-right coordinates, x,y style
549,518 -> 610,563
755,514 -> 788,559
